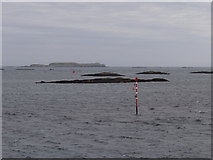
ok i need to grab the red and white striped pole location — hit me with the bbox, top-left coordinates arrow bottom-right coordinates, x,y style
135,77 -> 138,115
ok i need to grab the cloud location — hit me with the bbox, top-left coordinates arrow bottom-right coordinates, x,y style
2,2 -> 211,66
3,3 -> 210,38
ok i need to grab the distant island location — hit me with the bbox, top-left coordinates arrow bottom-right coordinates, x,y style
27,62 -> 106,67
136,71 -> 170,75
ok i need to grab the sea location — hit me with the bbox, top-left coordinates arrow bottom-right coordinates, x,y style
2,66 -> 211,158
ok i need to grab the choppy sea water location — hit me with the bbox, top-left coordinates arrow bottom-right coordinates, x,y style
2,67 -> 211,158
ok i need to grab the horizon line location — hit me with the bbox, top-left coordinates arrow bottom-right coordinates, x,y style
1,65 -> 211,68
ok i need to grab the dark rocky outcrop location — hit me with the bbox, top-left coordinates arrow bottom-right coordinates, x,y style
16,68 -> 35,70
36,78 -> 169,84
132,67 -> 147,68
190,71 -> 213,74
136,71 -> 170,75
181,67 -> 193,68
82,72 -> 124,77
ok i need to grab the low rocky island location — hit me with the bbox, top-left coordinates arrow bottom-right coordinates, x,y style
28,62 -> 106,67
132,67 -> 147,68
82,72 -> 124,77
190,71 -> 213,74
36,77 -> 169,84
16,68 -> 35,70
136,71 -> 170,75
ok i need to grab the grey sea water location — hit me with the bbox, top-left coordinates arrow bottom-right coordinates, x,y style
2,67 -> 211,158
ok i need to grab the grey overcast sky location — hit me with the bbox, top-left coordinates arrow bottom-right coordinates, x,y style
2,2 -> 211,67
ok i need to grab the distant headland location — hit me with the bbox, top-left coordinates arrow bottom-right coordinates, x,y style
27,62 -> 106,67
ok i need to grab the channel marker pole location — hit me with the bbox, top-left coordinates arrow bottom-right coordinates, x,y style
135,77 -> 138,115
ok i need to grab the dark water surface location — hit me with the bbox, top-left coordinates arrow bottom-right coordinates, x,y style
2,67 -> 211,158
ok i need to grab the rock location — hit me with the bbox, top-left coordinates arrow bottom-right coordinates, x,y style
173,105 -> 180,108
36,78 -> 169,84
132,67 -> 147,68
136,71 -> 170,75
57,147 -> 65,150
195,119 -> 202,122
190,71 -> 213,74
82,72 -> 124,77
198,111 -> 205,114
143,78 -> 169,82
16,68 -> 35,70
